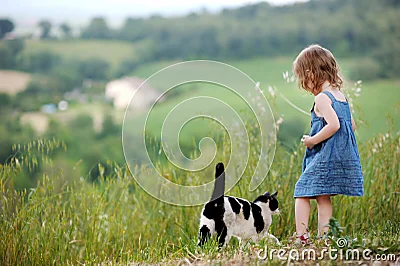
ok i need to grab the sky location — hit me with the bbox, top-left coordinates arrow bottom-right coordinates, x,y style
1,0 -> 307,31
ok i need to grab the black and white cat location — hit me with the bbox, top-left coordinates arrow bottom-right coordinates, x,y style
198,162 -> 280,248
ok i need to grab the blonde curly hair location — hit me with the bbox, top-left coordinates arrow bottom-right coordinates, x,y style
293,44 -> 343,95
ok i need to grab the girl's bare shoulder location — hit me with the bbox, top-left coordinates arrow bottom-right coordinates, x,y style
314,93 -> 331,105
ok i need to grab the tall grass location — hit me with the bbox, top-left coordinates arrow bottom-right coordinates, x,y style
1,83 -> 399,264
1,123 -> 399,264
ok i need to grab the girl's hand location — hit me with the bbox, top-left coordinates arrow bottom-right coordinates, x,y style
301,135 -> 315,149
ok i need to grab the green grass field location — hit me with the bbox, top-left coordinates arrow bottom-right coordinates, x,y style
20,41 -> 400,140
129,57 -> 400,146
23,40 -> 137,69
15,45 -> 397,150
2,41 -> 400,264
1,127 -> 399,265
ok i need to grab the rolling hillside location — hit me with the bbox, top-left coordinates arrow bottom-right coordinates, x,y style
23,40 -> 137,69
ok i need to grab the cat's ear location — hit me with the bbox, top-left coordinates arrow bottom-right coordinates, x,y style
271,191 -> 278,198
263,191 -> 270,197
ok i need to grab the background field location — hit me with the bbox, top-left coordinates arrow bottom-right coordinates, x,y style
0,0 -> 399,264
23,39 -> 137,69
130,56 -> 400,144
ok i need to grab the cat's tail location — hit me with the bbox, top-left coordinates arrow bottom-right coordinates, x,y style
210,162 -> 225,201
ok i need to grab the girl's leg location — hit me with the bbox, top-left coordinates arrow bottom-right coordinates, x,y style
316,195 -> 332,237
295,197 -> 311,235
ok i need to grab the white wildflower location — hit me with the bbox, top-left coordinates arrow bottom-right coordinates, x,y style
276,117 -> 284,125
268,86 -> 276,97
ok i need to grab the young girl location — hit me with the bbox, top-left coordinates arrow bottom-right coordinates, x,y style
292,44 -> 364,244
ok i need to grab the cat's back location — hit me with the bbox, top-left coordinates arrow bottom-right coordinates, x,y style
225,196 -> 260,238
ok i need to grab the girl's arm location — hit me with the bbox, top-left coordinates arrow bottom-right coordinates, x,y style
308,94 -> 340,145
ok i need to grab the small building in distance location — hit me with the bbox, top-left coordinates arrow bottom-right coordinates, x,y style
105,77 -> 160,110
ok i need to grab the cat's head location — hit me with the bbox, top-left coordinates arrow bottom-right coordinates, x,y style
253,191 -> 279,215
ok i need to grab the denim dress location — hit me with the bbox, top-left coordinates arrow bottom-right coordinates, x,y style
294,91 -> 364,198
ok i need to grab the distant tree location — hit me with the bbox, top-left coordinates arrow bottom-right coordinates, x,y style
38,20 -> 52,39
348,58 -> 381,80
0,93 -> 11,110
70,115 -> 94,132
51,65 -> 82,92
0,47 -> 14,68
24,81 -> 44,94
0,39 -> 24,69
98,115 -> 120,138
78,58 -> 110,80
227,36 -> 245,57
20,51 -> 61,73
0,19 -> 14,39
383,0 -> 400,7
374,38 -> 400,78
81,17 -> 112,39
118,17 -> 148,42
60,23 -> 72,38
5,38 -> 24,55
115,59 -> 139,77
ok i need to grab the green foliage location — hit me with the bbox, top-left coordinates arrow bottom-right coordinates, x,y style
348,58 -> 381,80
50,62 -> 82,92
76,0 -> 400,79
14,77 -> 66,111
0,18 -> 14,38
326,217 -> 345,238
19,51 -> 61,73
373,36 -> 400,78
0,116 -> 36,164
38,20 -> 52,39
59,23 -> 72,38
69,114 -> 94,130
98,115 -> 120,138
0,93 -> 11,109
23,39 -> 136,70
0,46 -> 15,68
115,58 -> 140,77
77,58 -> 110,80
0,38 -> 24,68
4,38 -> 24,55
81,17 -> 114,39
